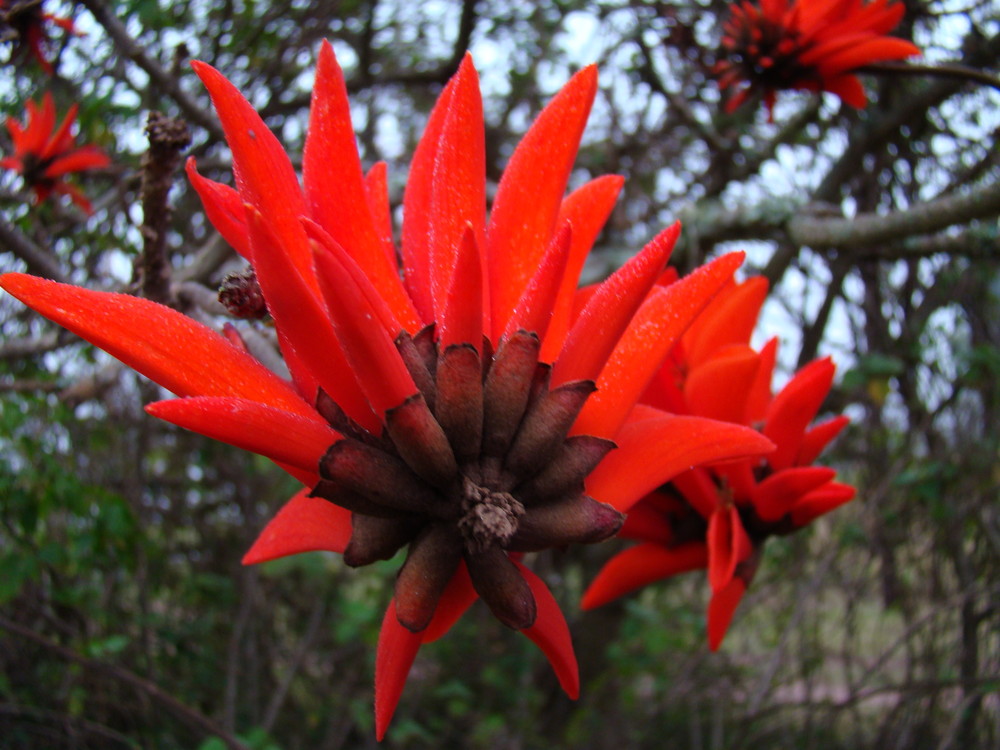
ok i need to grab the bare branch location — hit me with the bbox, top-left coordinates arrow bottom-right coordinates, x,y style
0,216 -> 68,282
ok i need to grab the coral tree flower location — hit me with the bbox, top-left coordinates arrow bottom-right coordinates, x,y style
1,92 -> 109,214
582,277 -> 855,650
1,0 -> 78,74
0,42 -> 774,737
716,0 -> 921,113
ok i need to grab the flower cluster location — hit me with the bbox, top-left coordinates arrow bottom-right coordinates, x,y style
2,92 -> 109,213
1,0 -> 78,74
582,276 -> 855,650
0,42 -> 776,737
716,0 -> 921,114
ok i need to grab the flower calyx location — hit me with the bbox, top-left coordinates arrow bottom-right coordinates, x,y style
310,326 -> 623,633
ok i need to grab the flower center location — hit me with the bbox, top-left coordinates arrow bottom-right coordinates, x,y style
309,324 -> 623,632
458,476 -> 525,553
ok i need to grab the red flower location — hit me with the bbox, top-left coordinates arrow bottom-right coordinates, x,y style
716,0 -> 921,113
583,277 -> 855,650
0,42 -> 774,737
1,0 -> 79,74
1,92 -> 109,214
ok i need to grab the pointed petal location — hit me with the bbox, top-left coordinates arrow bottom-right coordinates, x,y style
707,577 -> 746,651
581,542 -> 708,609
552,223 -> 680,391
514,561 -> 580,699
790,481 -> 856,526
145,396 -> 335,471
191,60 -> 316,290
685,346 -> 761,423
304,41 -> 421,331
438,226 -> 483,350
683,276 -> 769,368
541,175 -> 625,361
375,600 -> 424,741
186,157 -> 252,259
570,250 -> 745,439
426,55 -> 486,323
242,488 -> 352,564
313,245 -> 418,414
487,66 -> 598,340
502,224 -> 572,343
586,408 -> 774,513
364,161 -> 398,269
707,505 -> 752,592
752,465 -> 838,522
763,357 -> 835,471
797,415 -> 850,465
43,147 -> 110,177
421,563 -> 478,643
744,337 -> 778,424
0,274 -> 312,414
245,208 -> 379,431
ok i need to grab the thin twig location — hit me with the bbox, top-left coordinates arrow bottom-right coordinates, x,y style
860,61 -> 1000,94
0,216 -> 68,282
0,616 -> 250,750
138,112 -> 191,304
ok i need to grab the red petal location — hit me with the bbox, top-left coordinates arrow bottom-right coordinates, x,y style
683,276 -> 769,368
487,66 -> 598,341
790,481 -> 856,526
707,505 -> 752,592
541,175 -> 625,361
304,42 -> 420,332
752,466 -> 838,522
684,345 -> 761,424
672,467 -> 722,520
192,60 -> 314,278
43,146 -> 110,177
425,55 -> 486,325
502,223 -> 572,343
744,337 -> 777,424
763,357 -> 835,471
145,396 -> 335,471
244,208 -> 379,431
553,223 -> 680,391
570,249 -> 744,439
312,244 -> 418,414
798,415 -> 849,465
186,157 -> 252,259
421,563 -> 478,643
707,577 -> 746,651
815,37 -> 921,78
364,161 -> 398,270
821,74 -> 868,108
0,274 -> 312,414
438,226 -> 483,350
581,542 -> 708,609
242,488 -> 352,564
375,600 -> 424,741
586,407 -> 775,513
401,58 -> 461,322
515,561 -> 579,699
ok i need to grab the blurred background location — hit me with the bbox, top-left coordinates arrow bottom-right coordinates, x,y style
1,1 -> 997,747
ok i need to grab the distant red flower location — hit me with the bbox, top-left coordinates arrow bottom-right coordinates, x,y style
0,42 -> 774,737
1,0 -> 78,74
1,92 -> 109,214
716,0 -> 921,113
583,277 -> 855,650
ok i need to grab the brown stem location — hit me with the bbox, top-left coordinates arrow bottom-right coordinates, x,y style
138,112 -> 191,304
859,61 -> 1000,94
0,615 -> 250,750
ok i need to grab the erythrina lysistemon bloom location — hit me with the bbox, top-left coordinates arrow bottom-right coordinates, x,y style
1,92 -> 109,214
715,0 -> 921,114
582,277 -> 855,650
1,0 -> 78,74
0,42 -> 775,737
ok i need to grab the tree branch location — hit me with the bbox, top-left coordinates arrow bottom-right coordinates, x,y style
0,216 -> 68,282
0,616 -> 250,750
78,0 -> 225,142
788,181 -> 1000,249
